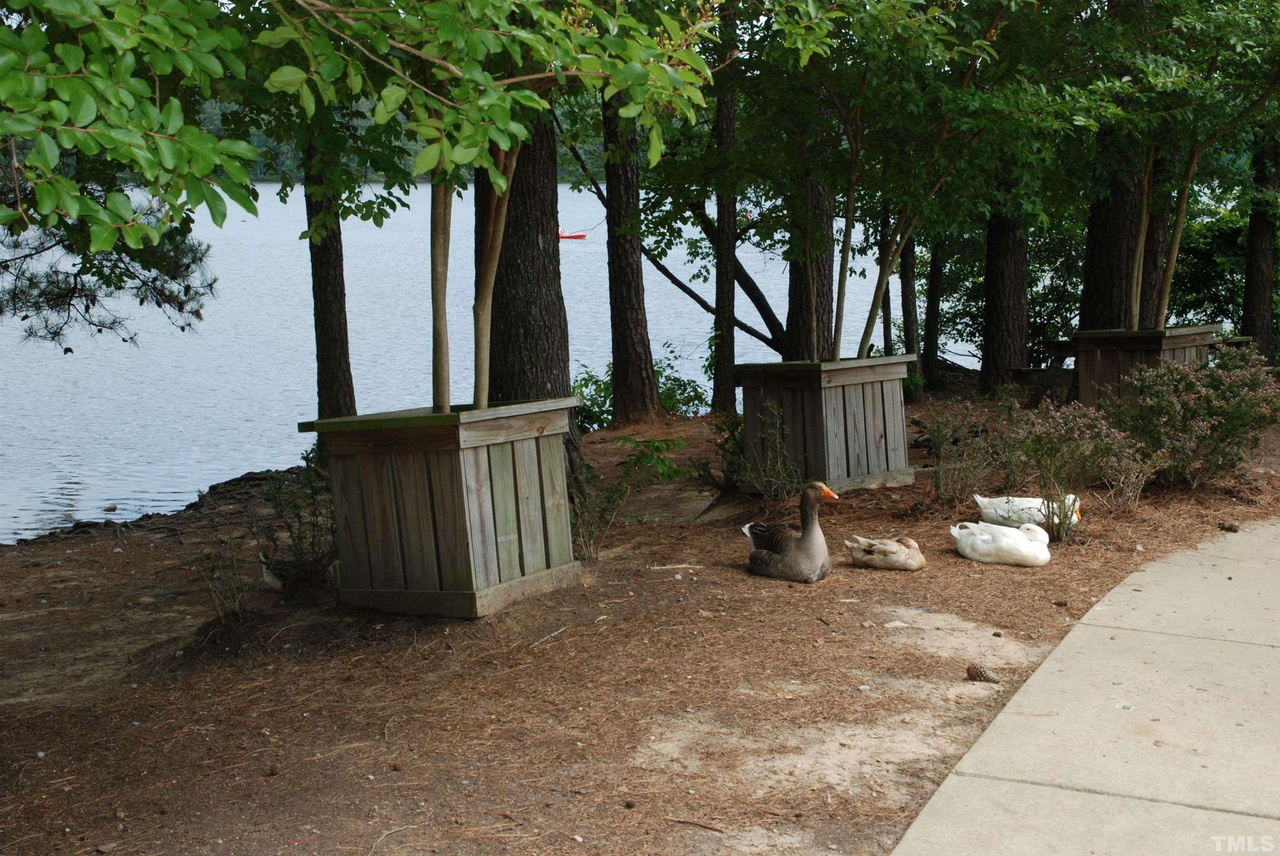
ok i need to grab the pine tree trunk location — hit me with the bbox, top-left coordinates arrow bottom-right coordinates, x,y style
484,118 -> 571,403
603,95 -> 661,425
302,157 -> 357,419
922,243 -> 944,387
1081,132 -> 1144,330
900,237 -> 919,358
978,212 -> 1029,393
782,177 -> 834,361
711,2 -> 738,412
1244,139 -> 1280,362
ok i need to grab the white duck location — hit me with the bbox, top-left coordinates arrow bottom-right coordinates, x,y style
844,535 -> 927,571
951,521 -> 1051,567
974,494 -> 1081,530
743,482 -> 839,583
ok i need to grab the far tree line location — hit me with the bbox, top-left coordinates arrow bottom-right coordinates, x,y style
3,0 -> 1280,428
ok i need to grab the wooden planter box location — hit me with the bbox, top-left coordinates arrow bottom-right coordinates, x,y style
735,356 -> 916,491
299,397 -> 580,618
1073,325 -> 1220,407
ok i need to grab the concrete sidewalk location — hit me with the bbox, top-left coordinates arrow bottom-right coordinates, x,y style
891,521 -> 1280,856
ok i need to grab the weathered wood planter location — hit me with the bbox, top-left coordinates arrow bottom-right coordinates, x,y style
736,356 -> 916,492
299,397 -> 580,619
1073,324 -> 1220,407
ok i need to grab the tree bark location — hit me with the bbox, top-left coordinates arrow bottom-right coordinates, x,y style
302,151 -> 357,419
711,1 -> 738,412
782,177 -> 834,361
483,118 -> 571,403
922,242 -> 944,386
900,236 -> 919,358
1244,139 -> 1280,362
878,206 -> 893,355
602,94 -> 662,425
1081,132 -> 1144,330
978,212 -> 1029,393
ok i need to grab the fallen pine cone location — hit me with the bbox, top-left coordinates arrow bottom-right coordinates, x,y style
966,663 -> 1000,684
1218,521 -> 1240,533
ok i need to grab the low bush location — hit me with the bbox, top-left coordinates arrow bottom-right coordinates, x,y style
571,343 -> 710,434
1104,346 -> 1280,488
572,436 -> 685,561
690,401 -> 804,503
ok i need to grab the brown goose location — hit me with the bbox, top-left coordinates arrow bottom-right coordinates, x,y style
742,482 -> 839,583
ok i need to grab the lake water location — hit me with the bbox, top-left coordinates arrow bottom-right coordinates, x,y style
1,184 -> 895,543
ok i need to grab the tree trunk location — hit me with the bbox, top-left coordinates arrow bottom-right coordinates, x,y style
1081,133 -> 1144,330
878,206 -> 893,355
782,177 -> 834,361
1244,139 -> 1280,362
302,153 -> 357,419
978,212 -> 1029,393
711,1 -> 738,412
483,118 -> 571,403
900,236 -> 919,358
1138,176 -> 1172,329
922,242 -> 944,386
602,94 -> 662,425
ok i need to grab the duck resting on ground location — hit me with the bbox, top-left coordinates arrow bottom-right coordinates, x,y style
743,481 -> 839,583
951,520 -> 1051,567
844,535 -> 927,571
974,493 -> 1081,531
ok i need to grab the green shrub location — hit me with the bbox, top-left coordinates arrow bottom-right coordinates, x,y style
1104,346 -> 1280,488
691,401 -> 803,502
571,342 -> 710,434
1015,402 -> 1154,539
572,436 -> 685,561
255,444 -> 339,591
921,400 -> 998,506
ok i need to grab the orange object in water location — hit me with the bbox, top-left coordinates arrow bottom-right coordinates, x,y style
558,228 -> 587,239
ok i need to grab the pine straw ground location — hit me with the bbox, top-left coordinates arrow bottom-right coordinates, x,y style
3,397 -> 1280,856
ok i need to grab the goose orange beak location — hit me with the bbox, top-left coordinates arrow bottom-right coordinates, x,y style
821,484 -> 839,501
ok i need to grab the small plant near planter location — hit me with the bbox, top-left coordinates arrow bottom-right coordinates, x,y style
1104,346 -> 1280,488
572,437 -> 685,561
571,343 -> 709,434
254,444 -> 339,592
920,400 -> 997,507
691,402 -> 804,503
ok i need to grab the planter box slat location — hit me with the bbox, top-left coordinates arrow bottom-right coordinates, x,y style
361,454 -> 405,591
513,437 -> 548,575
391,450 -> 440,592
738,358 -> 915,492
428,448 -> 477,593
330,456 -> 373,590
487,444 -> 523,584
539,434 -> 574,570
822,388 -> 847,481
460,446 -> 500,591
459,409 -> 571,449
864,383 -> 889,475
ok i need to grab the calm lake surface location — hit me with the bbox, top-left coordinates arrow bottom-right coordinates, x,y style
2,184 -> 895,543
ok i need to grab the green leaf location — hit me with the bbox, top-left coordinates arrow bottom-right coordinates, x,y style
617,100 -> 644,119
161,98 -> 183,135
89,224 -> 119,253
105,191 -> 134,220
265,65 -> 308,94
55,43 -> 85,73
203,184 -> 227,226
69,90 -> 97,126
298,82 -> 316,118
451,144 -> 480,164
34,180 -> 59,215
646,126 -> 663,167
413,144 -> 441,175
29,133 -> 60,172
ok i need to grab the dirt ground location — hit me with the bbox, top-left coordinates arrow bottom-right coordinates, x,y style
4,390 -> 1280,856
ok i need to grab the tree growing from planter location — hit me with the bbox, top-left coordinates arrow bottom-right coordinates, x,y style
258,0 -> 716,410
